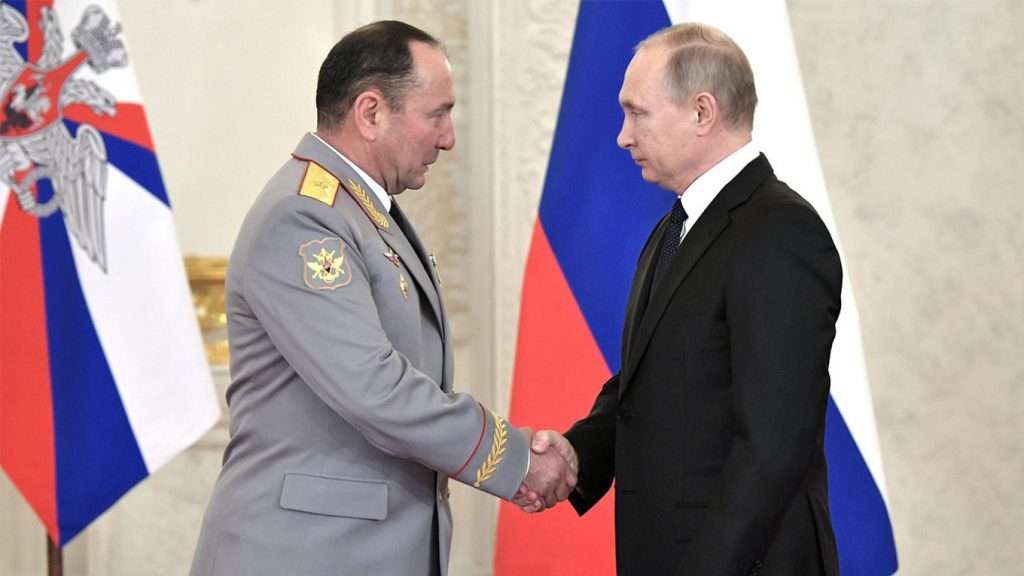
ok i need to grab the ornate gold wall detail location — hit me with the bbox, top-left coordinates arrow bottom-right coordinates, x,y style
184,255 -> 229,366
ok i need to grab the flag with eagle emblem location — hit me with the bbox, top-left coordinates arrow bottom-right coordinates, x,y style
0,0 -> 218,546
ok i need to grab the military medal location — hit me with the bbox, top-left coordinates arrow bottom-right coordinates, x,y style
429,252 -> 443,286
399,273 -> 409,301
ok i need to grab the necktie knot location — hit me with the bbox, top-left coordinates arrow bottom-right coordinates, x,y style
668,201 -> 687,237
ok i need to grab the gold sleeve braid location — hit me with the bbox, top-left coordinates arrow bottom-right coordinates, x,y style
473,410 -> 508,487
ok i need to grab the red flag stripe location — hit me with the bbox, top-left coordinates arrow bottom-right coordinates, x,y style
63,103 -> 156,151
495,221 -> 616,575
0,194 -> 59,543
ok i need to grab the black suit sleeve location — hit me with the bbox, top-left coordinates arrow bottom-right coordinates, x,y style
565,372 -> 620,515
685,202 -> 842,575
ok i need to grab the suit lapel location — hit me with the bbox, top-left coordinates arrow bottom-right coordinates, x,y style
621,213 -> 667,368
619,155 -> 773,397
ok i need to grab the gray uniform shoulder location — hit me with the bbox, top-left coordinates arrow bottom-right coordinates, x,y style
229,157 -> 372,298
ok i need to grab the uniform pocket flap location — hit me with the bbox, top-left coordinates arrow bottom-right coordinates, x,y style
279,473 -> 388,520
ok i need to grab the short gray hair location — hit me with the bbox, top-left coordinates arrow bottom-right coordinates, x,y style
638,23 -> 757,131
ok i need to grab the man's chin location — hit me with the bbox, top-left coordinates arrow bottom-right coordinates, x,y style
638,168 -> 658,184
401,177 -> 427,192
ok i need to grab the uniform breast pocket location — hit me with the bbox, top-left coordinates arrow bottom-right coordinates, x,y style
279,472 -> 388,520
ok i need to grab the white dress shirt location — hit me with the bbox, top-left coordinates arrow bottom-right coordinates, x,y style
676,141 -> 760,243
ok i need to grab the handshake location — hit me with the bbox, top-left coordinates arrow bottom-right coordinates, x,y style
514,429 -> 578,513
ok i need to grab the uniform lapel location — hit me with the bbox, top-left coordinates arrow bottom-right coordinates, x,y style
386,202 -> 452,390
619,155 -> 773,398
292,134 -> 446,340
367,201 -> 445,341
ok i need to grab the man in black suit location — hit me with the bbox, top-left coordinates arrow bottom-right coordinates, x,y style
522,23 -> 843,575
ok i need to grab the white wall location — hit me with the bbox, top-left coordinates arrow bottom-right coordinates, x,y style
119,0 -> 344,256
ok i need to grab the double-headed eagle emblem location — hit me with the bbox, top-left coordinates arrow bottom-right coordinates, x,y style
0,3 -> 127,272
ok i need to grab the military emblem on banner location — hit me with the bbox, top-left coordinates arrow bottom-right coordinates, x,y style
0,1 -> 222,549
0,3 -> 128,273
300,237 -> 353,290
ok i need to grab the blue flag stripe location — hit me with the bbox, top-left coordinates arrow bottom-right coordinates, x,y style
63,119 -> 171,208
539,0 -> 672,372
39,180 -> 149,544
826,399 -> 899,574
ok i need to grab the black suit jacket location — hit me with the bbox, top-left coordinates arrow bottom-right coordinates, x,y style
566,155 -> 842,575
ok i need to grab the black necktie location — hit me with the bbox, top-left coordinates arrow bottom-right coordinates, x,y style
389,202 -> 407,235
651,201 -> 687,289
389,201 -> 429,271
389,202 -> 420,250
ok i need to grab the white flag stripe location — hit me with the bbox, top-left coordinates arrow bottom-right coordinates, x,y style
69,165 -> 219,472
662,0 -> 889,497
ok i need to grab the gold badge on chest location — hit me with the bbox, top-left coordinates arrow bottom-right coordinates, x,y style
399,273 -> 409,301
429,252 -> 443,286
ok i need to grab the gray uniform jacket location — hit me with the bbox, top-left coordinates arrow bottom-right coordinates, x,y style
191,133 -> 529,576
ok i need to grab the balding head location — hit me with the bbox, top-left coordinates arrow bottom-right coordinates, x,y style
638,23 -> 757,132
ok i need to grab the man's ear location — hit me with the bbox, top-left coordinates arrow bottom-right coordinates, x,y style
352,90 -> 388,141
693,92 -> 718,136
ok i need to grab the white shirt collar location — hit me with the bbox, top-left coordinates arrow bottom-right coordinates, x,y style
311,132 -> 392,212
678,140 -> 760,241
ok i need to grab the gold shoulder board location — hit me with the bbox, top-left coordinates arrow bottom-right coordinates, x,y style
298,162 -> 340,206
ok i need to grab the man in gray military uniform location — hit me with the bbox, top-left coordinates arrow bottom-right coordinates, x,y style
190,21 -> 575,576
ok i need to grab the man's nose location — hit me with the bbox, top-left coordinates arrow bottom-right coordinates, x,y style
616,119 -> 632,150
438,117 -> 455,150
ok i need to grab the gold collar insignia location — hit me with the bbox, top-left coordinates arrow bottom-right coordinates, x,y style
344,178 -> 390,230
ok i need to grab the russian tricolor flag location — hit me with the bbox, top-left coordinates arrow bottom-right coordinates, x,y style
495,1 -> 899,574
0,0 -> 218,546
